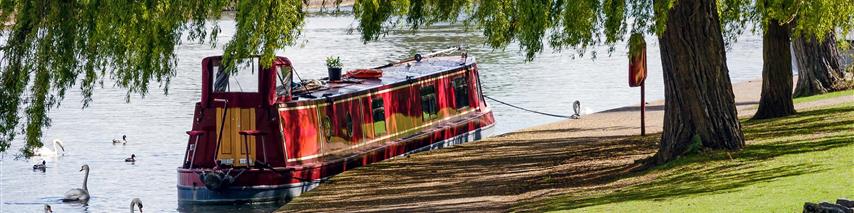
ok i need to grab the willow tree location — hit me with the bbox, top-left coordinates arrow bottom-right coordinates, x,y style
789,1 -> 854,97
792,32 -> 851,97
352,0 -> 743,163
2,0 -> 747,163
0,0 -> 304,157
723,0 -> 854,119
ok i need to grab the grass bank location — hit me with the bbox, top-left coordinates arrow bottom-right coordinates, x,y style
793,89 -> 854,104
517,102 -> 854,212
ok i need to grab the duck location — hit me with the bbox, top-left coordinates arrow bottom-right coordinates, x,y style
33,160 -> 46,171
112,135 -> 127,145
130,198 -> 143,213
35,139 -> 65,157
125,154 -> 136,162
44,204 -> 52,213
62,164 -> 90,203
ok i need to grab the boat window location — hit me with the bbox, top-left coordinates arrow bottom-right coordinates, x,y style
213,58 -> 260,93
420,85 -> 438,121
342,112 -> 353,139
321,115 -> 332,143
276,65 -> 293,96
372,98 -> 386,136
453,76 -> 470,109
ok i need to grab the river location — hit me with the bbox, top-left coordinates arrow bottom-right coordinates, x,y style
0,14 -> 764,212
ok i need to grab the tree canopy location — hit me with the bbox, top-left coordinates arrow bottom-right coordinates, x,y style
354,0 -> 663,60
720,0 -> 854,41
2,0 -> 851,158
0,0 -> 303,156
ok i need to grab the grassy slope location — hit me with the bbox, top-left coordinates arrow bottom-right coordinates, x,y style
793,89 -> 853,104
521,102 -> 854,212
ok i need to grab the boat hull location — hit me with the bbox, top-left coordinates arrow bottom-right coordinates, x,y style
177,113 -> 494,204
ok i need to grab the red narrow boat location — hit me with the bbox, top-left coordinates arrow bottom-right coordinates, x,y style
177,48 -> 495,204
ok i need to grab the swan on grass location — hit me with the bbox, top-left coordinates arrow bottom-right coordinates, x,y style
62,164 -> 90,203
130,198 -> 143,213
35,139 -> 65,157
113,135 -> 127,145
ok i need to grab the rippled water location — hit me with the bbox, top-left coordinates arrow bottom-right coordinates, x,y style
0,14 -> 764,212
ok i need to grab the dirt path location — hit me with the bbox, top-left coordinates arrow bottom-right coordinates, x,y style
277,79 -> 853,212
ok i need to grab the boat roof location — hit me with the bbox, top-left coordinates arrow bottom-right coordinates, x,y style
289,55 -> 475,103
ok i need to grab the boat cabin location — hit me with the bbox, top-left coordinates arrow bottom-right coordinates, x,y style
178,50 -> 495,204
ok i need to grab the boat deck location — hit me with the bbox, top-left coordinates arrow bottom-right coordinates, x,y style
291,55 -> 473,101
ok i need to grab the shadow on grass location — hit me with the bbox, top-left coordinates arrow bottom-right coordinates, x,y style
514,104 -> 854,212
280,104 -> 853,212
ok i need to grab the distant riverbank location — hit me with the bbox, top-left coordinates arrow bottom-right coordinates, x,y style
304,0 -> 355,9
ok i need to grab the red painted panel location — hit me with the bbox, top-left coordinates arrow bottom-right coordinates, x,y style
280,108 -> 320,161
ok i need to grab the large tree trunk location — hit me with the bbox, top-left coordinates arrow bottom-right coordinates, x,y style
753,20 -> 796,119
654,0 -> 745,164
792,32 -> 849,97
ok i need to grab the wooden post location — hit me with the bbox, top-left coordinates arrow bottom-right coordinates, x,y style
641,83 -> 646,136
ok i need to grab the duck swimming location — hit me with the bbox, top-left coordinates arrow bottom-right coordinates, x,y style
125,154 -> 136,162
33,160 -> 46,171
62,164 -> 90,203
130,198 -> 143,213
113,135 -> 127,145
35,139 -> 65,157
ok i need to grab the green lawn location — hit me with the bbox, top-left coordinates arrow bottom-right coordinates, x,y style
793,89 -> 853,104
518,102 -> 854,212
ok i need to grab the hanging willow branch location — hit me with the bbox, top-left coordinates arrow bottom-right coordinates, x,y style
0,0 -> 305,157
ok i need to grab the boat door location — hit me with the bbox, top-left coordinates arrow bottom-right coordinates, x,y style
200,56 -> 287,167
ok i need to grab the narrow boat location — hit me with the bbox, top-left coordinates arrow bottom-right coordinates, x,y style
177,48 -> 495,204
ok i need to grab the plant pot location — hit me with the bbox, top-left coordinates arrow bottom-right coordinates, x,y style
327,67 -> 342,81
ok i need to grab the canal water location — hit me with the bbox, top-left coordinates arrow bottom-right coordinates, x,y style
0,14 -> 764,212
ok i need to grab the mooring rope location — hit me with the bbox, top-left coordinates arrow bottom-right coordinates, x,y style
483,95 -> 579,119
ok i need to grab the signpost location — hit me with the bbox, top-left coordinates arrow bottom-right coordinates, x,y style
628,34 -> 647,136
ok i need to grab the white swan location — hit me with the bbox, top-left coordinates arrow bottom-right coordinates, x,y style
62,164 -> 90,202
112,135 -> 127,145
44,204 -> 52,213
130,198 -> 143,213
35,139 -> 65,157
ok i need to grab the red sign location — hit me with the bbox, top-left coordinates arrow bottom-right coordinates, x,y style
629,45 -> 647,87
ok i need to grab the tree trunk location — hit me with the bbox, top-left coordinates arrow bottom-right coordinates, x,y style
753,20 -> 796,119
792,32 -> 849,97
654,0 -> 745,164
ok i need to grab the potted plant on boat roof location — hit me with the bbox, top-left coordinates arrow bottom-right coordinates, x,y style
326,56 -> 343,81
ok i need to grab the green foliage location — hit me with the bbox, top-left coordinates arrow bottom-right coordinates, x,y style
652,0 -> 676,35
627,33 -> 646,59
0,0 -> 305,156
325,56 -> 342,68
352,0 -> 659,61
685,134 -> 703,155
223,0 -> 304,72
718,0 -> 757,44
720,0 -> 854,42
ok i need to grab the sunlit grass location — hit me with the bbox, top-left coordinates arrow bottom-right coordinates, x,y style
793,89 -> 853,104
517,102 -> 854,212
